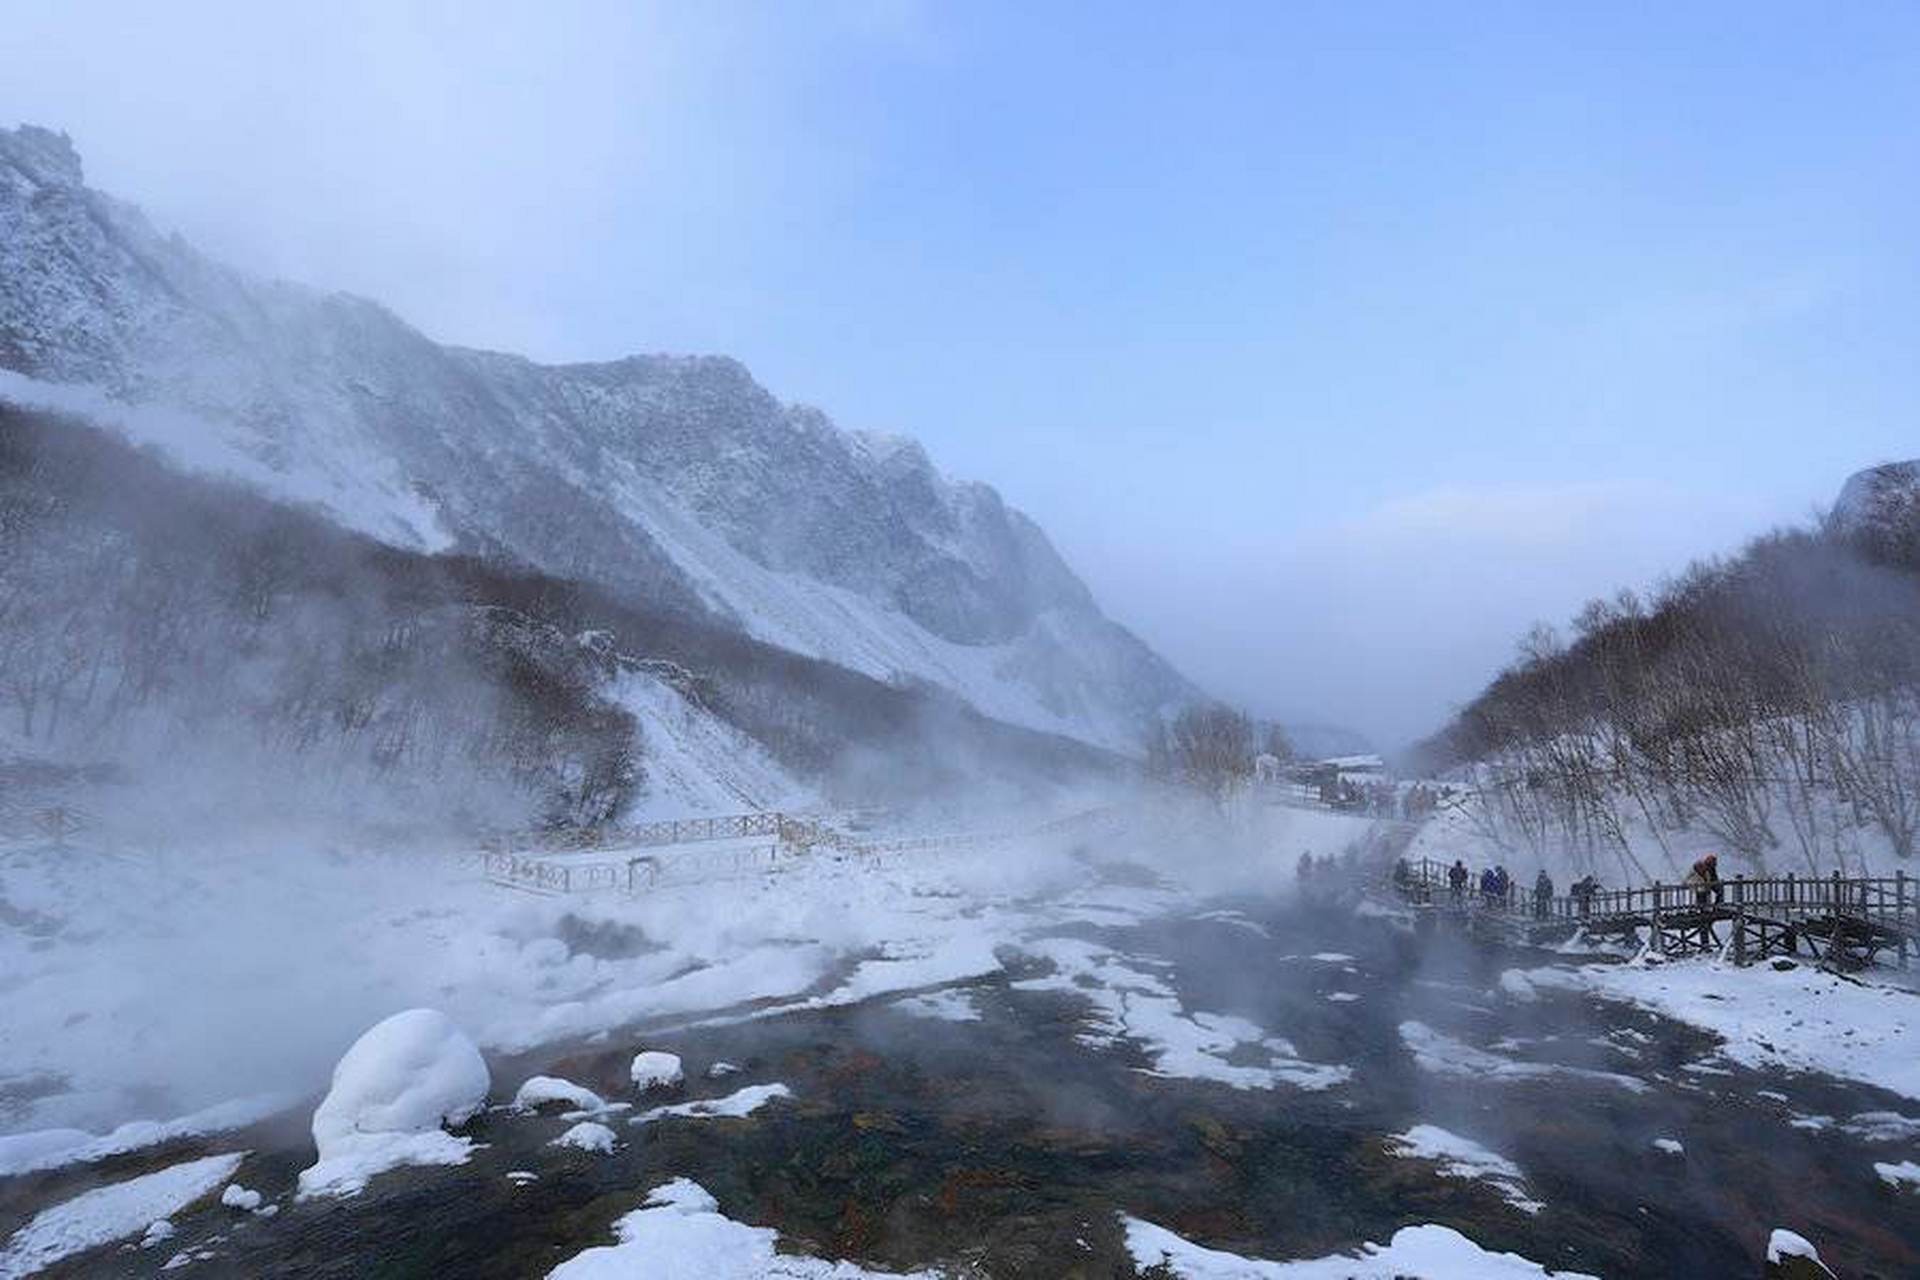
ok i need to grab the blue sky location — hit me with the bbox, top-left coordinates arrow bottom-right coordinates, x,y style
6,1 -> 1919,741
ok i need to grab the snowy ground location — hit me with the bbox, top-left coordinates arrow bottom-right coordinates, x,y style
0,800 -> 1375,1149
1512,958 -> 1920,1104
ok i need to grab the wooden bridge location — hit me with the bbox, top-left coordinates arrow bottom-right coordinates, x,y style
481,805 -> 1128,896
1389,857 -> 1917,971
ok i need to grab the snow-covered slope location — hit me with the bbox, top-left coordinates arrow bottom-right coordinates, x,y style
0,124 -> 1191,751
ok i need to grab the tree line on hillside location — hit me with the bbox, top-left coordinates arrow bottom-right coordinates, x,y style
1414,518 -> 1920,875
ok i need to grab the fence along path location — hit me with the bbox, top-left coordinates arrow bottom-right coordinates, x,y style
1391,857 -> 1917,971
482,806 -> 1126,896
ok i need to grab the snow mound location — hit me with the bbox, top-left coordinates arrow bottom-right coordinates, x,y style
297,1008 -> 489,1199
629,1051 -> 685,1091
0,1152 -> 243,1277
1652,1137 -> 1684,1156
1122,1215 -> 1596,1277
219,1184 -> 263,1211
546,1177 -> 937,1278
513,1075 -> 607,1115
552,1122 -> 617,1154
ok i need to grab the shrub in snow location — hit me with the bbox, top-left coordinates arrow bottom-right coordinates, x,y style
629,1050 -> 684,1092
298,1008 -> 490,1199
220,1183 -> 263,1211
552,1121 -> 617,1154
512,1075 -> 606,1115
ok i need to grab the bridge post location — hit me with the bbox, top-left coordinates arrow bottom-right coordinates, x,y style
1732,875 -> 1746,966
1650,881 -> 1664,957
1899,870 -> 1909,970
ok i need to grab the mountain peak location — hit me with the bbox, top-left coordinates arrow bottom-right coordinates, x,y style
0,124 -> 83,188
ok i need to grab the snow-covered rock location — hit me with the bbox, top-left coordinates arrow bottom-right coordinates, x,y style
629,1050 -> 685,1092
219,1183 -> 263,1211
297,1008 -> 489,1199
552,1122 -> 617,1154
0,1152 -> 243,1277
1765,1229 -> 1835,1278
1651,1137 -> 1684,1156
512,1075 -> 607,1115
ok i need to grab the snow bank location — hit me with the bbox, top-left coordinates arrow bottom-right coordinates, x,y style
1515,962 -> 1920,1102
512,1076 -> 607,1114
0,1152 -> 243,1277
546,1178 -> 937,1279
1388,1125 -> 1541,1213
1122,1216 -> 1597,1278
629,1051 -> 685,1091
297,1009 -> 489,1199
552,1122 -> 617,1154
634,1083 -> 793,1125
0,1094 -> 290,1177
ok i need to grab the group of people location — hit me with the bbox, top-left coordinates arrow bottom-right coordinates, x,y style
1411,858 -> 1599,918
1399,854 -> 1725,916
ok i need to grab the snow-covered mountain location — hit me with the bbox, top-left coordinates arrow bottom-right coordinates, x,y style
0,125 -> 1191,750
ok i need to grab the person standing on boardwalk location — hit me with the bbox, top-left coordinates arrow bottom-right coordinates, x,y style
1686,853 -> 1722,906
1448,859 -> 1468,904
1534,870 -> 1553,919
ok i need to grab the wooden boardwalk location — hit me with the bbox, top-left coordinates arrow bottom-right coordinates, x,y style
1390,857 -> 1917,971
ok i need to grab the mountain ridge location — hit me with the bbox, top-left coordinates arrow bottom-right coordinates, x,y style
0,123 -> 1192,751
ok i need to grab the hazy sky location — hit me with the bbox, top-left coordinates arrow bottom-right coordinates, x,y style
7,2 -> 1919,744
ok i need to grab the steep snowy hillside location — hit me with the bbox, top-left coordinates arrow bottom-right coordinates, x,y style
0,124 -> 1191,750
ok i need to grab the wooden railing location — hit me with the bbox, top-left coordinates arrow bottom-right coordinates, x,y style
1389,856 -> 1916,968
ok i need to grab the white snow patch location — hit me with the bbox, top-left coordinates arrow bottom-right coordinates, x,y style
1875,1160 -> 1920,1191
297,1008 -> 489,1199
633,1083 -> 793,1125
1388,1125 -> 1542,1214
1122,1215 -> 1596,1278
891,989 -> 982,1023
546,1177 -> 937,1279
1013,938 -> 1349,1092
0,1152 -> 243,1278
552,1122 -> 618,1154
629,1051 -> 685,1091
1652,1138 -> 1684,1156
1324,992 -> 1360,1004
1398,1021 -> 1649,1092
